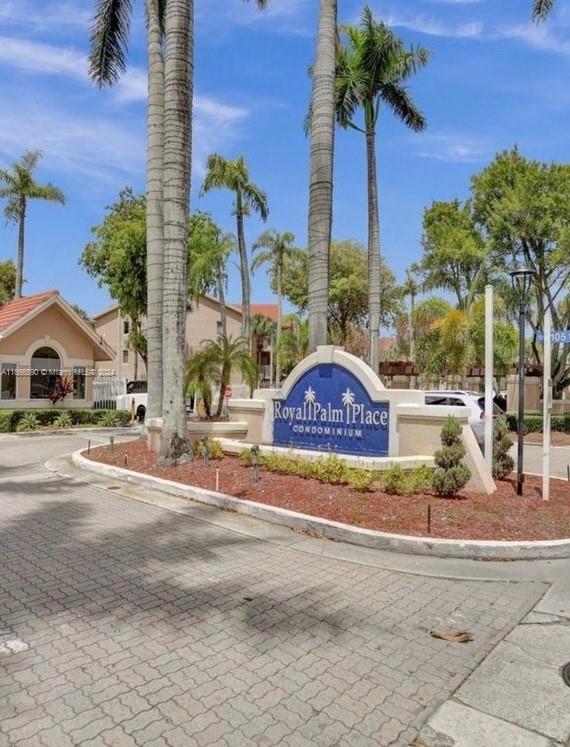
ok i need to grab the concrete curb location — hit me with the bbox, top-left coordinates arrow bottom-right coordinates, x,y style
72,448 -> 570,560
4,426 -> 142,438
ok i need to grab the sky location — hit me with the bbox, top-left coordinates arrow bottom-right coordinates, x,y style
0,0 -> 569,316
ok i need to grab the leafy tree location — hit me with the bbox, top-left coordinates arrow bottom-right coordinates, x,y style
0,259 -> 16,304
307,0 -> 337,352
469,296 -> 517,378
0,150 -> 65,298
80,189 -> 148,366
280,240 -> 401,347
252,230 -> 296,383
419,199 -> 486,310
201,155 -> 268,345
472,148 -> 570,393
71,304 -> 92,323
188,211 -> 233,336
280,315 -> 309,376
335,6 -> 428,370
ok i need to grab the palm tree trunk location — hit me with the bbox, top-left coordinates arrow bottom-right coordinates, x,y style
235,190 -> 251,345
276,265 -> 282,384
366,125 -> 381,374
217,271 -> 227,337
158,0 -> 193,465
15,198 -> 26,298
307,0 -> 337,352
145,0 -> 164,421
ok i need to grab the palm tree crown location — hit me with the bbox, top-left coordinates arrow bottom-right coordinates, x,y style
0,150 -> 66,298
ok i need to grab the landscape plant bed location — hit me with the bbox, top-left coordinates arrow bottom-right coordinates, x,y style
87,439 -> 570,542
525,431 -> 570,447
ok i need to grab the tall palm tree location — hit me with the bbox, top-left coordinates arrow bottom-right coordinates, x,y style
201,155 -> 268,345
252,229 -> 296,384
532,0 -> 554,20
89,0 -> 165,422
307,0 -> 337,353
0,151 -> 65,298
335,7 -> 429,373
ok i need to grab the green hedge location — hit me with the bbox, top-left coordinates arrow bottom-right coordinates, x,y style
506,412 -> 570,433
0,408 -> 131,433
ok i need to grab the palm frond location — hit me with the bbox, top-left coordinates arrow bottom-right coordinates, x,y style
242,182 -> 269,221
89,0 -> 133,86
27,184 -> 67,204
532,0 -> 554,21
21,150 -> 43,171
380,83 -> 426,132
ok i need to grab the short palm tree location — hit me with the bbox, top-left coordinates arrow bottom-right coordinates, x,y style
252,229 -> 296,384
280,315 -> 309,376
0,150 -> 65,298
185,348 -> 219,419
201,155 -> 268,346
201,335 -> 259,417
335,7 -> 429,373
532,0 -> 554,20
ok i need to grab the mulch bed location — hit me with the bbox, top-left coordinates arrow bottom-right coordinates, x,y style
87,439 -> 570,542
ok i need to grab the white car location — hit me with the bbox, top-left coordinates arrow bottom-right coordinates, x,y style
424,390 -> 504,448
116,380 -> 147,422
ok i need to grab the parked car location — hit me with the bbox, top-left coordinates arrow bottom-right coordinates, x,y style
424,390 -> 504,448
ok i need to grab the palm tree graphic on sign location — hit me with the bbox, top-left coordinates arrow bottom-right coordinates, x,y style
304,386 -> 316,417
342,388 -> 355,422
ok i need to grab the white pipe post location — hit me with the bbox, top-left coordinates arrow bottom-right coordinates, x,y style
542,310 -> 552,501
484,284 -> 494,471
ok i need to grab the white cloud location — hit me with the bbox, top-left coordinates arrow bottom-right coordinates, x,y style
415,133 -> 488,162
496,23 -> 570,56
427,0 -> 482,5
0,2 -> 91,30
0,36 -> 88,81
386,14 -> 484,38
198,0 -> 311,36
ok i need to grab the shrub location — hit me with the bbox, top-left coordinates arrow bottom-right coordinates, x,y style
16,412 -> 39,432
0,409 -> 130,432
54,412 -> 73,429
193,438 -> 224,460
347,469 -> 374,492
382,465 -> 409,495
312,455 -> 348,484
408,464 -> 434,493
506,412 -> 570,434
0,411 -> 12,433
432,416 -> 471,497
493,418 -> 515,480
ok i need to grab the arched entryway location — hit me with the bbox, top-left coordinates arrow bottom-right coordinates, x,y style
30,346 -> 61,399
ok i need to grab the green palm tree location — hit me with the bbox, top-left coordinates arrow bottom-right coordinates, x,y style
307,0 -> 337,353
532,0 -> 554,20
88,0 -> 268,452
185,348 -> 219,419
201,335 -> 259,417
335,7 -> 429,373
280,315 -> 309,376
201,155 -> 268,346
0,151 -> 65,298
252,229 -> 296,384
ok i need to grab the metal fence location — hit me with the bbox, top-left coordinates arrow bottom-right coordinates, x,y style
92,377 -> 127,410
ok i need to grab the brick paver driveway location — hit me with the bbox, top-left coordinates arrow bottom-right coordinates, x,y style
0,435 -> 545,746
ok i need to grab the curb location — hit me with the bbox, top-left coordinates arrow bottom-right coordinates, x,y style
72,448 -> 570,560
3,426 -> 142,438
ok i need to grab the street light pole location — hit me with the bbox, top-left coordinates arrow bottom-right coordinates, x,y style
510,265 -> 536,497
516,296 -> 526,496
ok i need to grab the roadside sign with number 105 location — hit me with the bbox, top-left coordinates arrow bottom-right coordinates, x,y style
538,329 -> 570,344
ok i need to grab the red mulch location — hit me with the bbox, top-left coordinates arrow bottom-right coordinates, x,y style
87,439 -> 570,542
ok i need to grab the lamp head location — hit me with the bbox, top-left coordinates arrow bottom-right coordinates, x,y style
509,265 -> 536,301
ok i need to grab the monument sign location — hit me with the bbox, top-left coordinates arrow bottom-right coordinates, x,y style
273,349 -> 390,456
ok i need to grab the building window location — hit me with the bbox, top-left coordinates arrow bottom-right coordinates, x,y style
123,320 -> 130,335
123,350 -> 129,363
1,363 -> 16,400
216,321 -> 223,335
73,367 -> 86,399
30,347 -> 61,399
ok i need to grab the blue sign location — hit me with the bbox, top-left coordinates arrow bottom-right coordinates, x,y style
273,363 -> 389,456
538,330 -> 570,344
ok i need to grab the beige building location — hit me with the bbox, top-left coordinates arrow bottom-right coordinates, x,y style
92,295 -> 244,382
0,290 -> 115,408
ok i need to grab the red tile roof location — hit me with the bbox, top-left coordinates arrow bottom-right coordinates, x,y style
234,303 -> 279,322
0,290 -> 59,334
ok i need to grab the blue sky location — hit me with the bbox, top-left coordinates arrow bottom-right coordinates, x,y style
0,0 -> 569,315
